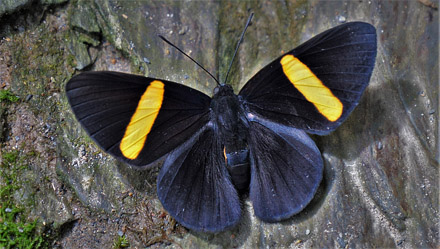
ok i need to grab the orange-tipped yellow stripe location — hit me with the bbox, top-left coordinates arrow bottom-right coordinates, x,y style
120,80 -> 165,159
280,54 -> 343,122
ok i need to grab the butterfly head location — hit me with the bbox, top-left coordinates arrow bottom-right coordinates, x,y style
213,84 -> 234,97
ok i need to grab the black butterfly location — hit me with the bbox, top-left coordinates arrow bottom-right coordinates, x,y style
66,21 -> 377,232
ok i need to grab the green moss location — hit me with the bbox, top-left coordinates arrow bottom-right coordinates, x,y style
0,151 -> 49,248
1,151 -> 21,207
66,54 -> 77,68
0,208 -> 44,249
112,235 -> 130,249
0,90 -> 19,103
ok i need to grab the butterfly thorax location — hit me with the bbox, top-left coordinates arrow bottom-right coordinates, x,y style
211,84 -> 250,191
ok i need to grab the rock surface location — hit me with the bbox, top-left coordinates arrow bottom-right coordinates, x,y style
0,0 -> 438,248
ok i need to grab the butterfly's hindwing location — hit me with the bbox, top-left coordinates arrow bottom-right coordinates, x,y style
239,22 -> 377,135
66,71 -> 211,167
247,116 -> 323,221
157,124 -> 241,232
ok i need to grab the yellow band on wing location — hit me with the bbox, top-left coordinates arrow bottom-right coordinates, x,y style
120,80 -> 165,159
280,54 -> 343,122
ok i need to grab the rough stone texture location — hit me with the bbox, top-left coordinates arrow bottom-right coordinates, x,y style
0,0 -> 30,16
40,0 -> 68,5
0,0 -> 68,17
0,0 -> 438,248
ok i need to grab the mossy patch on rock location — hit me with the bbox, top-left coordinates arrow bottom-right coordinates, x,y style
0,150 -> 50,248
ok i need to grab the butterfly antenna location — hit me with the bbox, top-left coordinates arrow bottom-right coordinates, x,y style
223,12 -> 254,85
158,34 -> 220,86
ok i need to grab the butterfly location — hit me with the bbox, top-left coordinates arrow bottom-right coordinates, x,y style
65,20 -> 377,233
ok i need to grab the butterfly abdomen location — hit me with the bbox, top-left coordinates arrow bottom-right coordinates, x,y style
225,149 -> 250,191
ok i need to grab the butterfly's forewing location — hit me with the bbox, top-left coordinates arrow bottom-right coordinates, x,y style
246,116 -> 323,221
240,22 -> 377,135
157,124 -> 241,232
66,71 -> 211,167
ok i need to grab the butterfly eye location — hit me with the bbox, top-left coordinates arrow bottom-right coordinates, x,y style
213,86 -> 220,95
